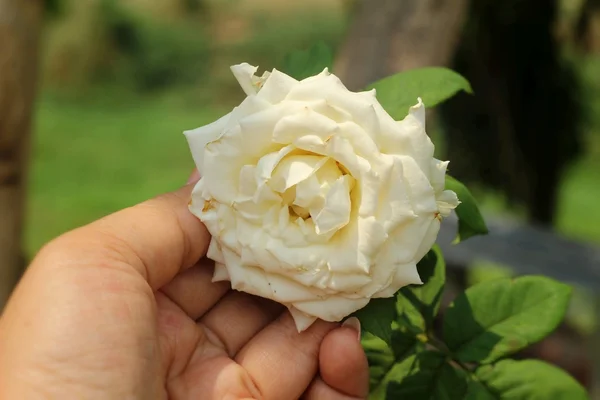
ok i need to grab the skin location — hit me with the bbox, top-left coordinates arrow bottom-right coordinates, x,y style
0,172 -> 369,399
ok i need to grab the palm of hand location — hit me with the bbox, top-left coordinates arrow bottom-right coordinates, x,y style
0,186 -> 368,400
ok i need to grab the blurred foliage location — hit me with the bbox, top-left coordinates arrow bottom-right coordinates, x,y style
181,0 -> 208,13
43,0 -> 211,93
41,0 -> 345,100
231,13 -> 345,73
282,41 -> 334,79
44,0 -> 63,17
99,0 -> 211,91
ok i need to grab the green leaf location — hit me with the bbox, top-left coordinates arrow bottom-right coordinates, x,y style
367,67 -> 473,120
353,296 -> 397,345
443,276 -> 572,364
397,246 -> 446,330
282,41 -> 334,80
390,328 -> 418,361
415,245 -> 443,285
361,333 -> 395,391
368,346 -> 423,400
445,175 -> 489,242
475,359 -> 588,399
464,380 -> 497,400
385,351 -> 468,400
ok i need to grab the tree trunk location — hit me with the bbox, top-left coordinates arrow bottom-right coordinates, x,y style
439,0 -> 583,227
334,0 -> 469,90
0,0 -> 43,311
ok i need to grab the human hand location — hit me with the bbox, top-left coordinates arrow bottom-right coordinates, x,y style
0,173 -> 369,399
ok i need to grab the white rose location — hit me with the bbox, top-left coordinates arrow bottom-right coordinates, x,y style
185,63 -> 459,332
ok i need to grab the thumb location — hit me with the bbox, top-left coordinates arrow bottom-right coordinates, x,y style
303,317 -> 369,399
36,169 -> 208,290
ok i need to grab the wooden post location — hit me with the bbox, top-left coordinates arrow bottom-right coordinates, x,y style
0,0 -> 43,310
334,0 -> 469,90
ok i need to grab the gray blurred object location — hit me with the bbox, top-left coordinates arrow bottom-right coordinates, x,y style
438,214 -> 600,289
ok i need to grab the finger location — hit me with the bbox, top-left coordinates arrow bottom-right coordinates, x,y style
46,178 -> 209,290
304,319 -> 369,399
303,378 -> 364,400
198,291 -> 285,356
186,169 -> 201,184
154,292 -> 206,380
235,312 -> 338,399
159,259 -> 230,320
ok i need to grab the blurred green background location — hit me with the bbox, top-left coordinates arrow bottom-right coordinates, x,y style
29,0 -> 600,255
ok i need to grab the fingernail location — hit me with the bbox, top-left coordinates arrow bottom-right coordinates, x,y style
342,317 -> 361,341
187,169 -> 201,184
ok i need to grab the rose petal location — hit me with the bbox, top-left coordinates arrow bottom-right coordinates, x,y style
413,218 -> 440,263
257,68 -> 299,103
230,63 -> 260,96
430,159 -> 449,194
399,155 -> 438,214
294,173 -> 322,208
312,175 -> 352,236
393,99 -> 435,172
437,190 -> 460,217
202,96 -> 272,204
238,165 -> 257,197
184,112 -> 231,175
207,239 -> 225,264
293,295 -> 370,323
287,73 -> 380,140
372,261 -> 421,298
272,107 -> 339,144
237,102 -> 306,157
270,155 -> 331,193
288,307 -> 318,332
328,216 -> 388,274
254,145 -> 295,186
326,272 -> 372,292
376,156 -> 416,231
325,135 -> 369,180
309,99 -> 353,123
377,216 -> 433,265
212,261 -> 230,282
336,121 -> 380,160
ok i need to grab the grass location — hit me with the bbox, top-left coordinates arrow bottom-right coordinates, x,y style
556,157 -> 600,243
26,91 -> 227,254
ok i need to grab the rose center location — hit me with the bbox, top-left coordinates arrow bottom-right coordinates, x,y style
268,153 -> 355,235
